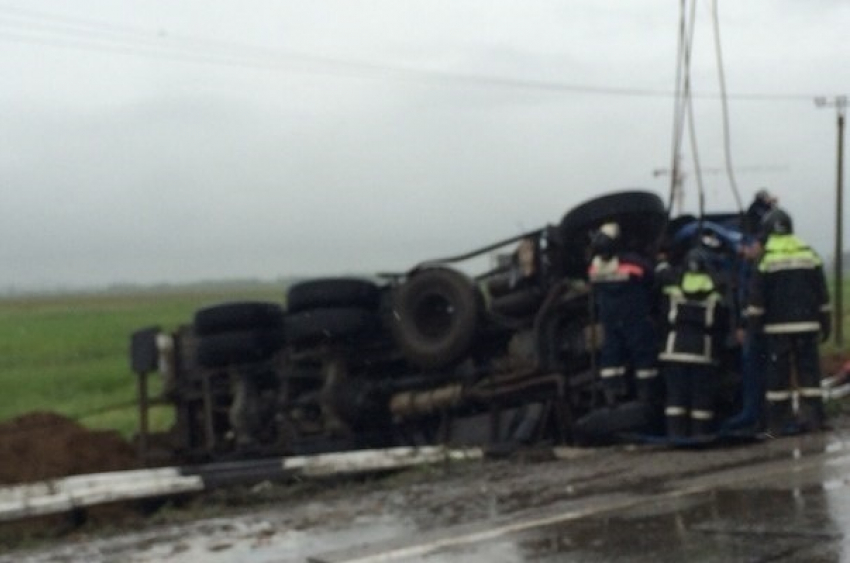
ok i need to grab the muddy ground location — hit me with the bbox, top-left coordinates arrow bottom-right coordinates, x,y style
2,352 -> 849,561
3,408 -> 850,562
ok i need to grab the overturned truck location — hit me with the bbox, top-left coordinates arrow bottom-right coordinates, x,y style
130,190 -> 735,465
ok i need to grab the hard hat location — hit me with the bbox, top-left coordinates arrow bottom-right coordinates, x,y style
760,208 -> 793,236
755,189 -> 776,204
598,222 -> 620,239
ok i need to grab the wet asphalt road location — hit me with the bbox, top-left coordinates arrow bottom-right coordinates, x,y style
314,434 -> 850,563
7,429 -> 850,563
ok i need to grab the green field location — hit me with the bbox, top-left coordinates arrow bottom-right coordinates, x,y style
0,283 -> 285,438
2,280 -> 848,441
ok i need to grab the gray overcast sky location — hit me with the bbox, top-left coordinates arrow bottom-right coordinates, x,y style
1,1 -> 848,290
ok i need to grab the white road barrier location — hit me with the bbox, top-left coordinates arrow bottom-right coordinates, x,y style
0,446 -> 483,523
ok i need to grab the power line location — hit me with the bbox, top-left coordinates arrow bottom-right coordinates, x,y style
0,4 -> 835,102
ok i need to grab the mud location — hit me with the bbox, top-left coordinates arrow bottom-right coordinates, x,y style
0,412 -> 138,485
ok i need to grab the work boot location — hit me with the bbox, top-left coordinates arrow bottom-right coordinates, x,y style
690,418 -> 716,439
799,397 -> 826,432
637,378 -> 661,406
666,415 -> 688,439
604,379 -> 628,406
766,401 -> 795,436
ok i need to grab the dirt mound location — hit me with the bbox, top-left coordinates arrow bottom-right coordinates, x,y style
0,411 -> 139,485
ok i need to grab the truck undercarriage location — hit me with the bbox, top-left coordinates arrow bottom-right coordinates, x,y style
130,190 -> 741,465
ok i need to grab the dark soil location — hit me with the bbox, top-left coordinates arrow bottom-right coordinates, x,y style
0,411 -> 139,485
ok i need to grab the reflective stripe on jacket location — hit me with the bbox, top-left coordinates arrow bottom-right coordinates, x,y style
746,234 -> 830,334
659,271 -> 725,365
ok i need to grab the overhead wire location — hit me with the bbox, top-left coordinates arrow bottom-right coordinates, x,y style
711,0 -> 744,213
668,0 -> 705,217
0,4 -> 832,102
666,0 -> 688,215
0,4 -> 678,96
683,0 -> 707,220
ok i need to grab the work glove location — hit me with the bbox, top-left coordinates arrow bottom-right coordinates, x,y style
820,312 -> 832,344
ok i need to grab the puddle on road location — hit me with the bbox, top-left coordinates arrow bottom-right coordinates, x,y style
504,487 -> 850,562
2,512 -> 418,563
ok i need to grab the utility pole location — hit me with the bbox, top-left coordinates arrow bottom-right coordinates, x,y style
815,95 -> 847,347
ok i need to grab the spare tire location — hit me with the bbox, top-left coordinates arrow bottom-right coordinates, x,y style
287,278 -> 382,313
559,190 -> 667,277
194,302 -> 284,337
389,268 -> 481,370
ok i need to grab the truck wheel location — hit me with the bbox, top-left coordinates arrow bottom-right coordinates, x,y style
390,268 -> 480,370
284,307 -> 379,345
195,329 -> 284,369
489,288 -> 543,318
559,190 -> 667,276
286,278 -> 382,313
193,302 -> 284,337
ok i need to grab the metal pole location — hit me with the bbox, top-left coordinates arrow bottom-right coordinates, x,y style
137,370 -> 149,466
816,96 -> 848,348
837,104 -> 846,347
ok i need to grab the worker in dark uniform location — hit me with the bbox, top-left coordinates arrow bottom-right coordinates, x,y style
659,246 -> 727,438
745,208 -> 831,435
718,190 -> 778,434
744,189 -> 778,238
588,222 -> 659,405
720,233 -> 769,434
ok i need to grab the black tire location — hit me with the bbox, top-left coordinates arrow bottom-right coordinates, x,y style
559,190 -> 667,276
390,268 -> 481,370
489,288 -> 544,318
286,278 -> 381,313
195,329 -> 284,369
193,302 -> 284,337
284,307 -> 380,345
483,272 -> 513,298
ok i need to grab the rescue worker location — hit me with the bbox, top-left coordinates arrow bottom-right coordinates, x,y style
745,208 -> 831,435
588,222 -> 659,405
720,189 -> 777,434
659,246 -> 727,438
720,233 -> 769,434
744,188 -> 778,238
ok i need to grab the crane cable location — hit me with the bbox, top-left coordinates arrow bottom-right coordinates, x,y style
668,0 -> 705,219
683,0 -> 706,220
666,0 -> 687,215
711,0 -> 744,214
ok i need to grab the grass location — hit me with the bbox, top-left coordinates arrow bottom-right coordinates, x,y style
0,284 -> 284,438
2,278 -> 849,441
